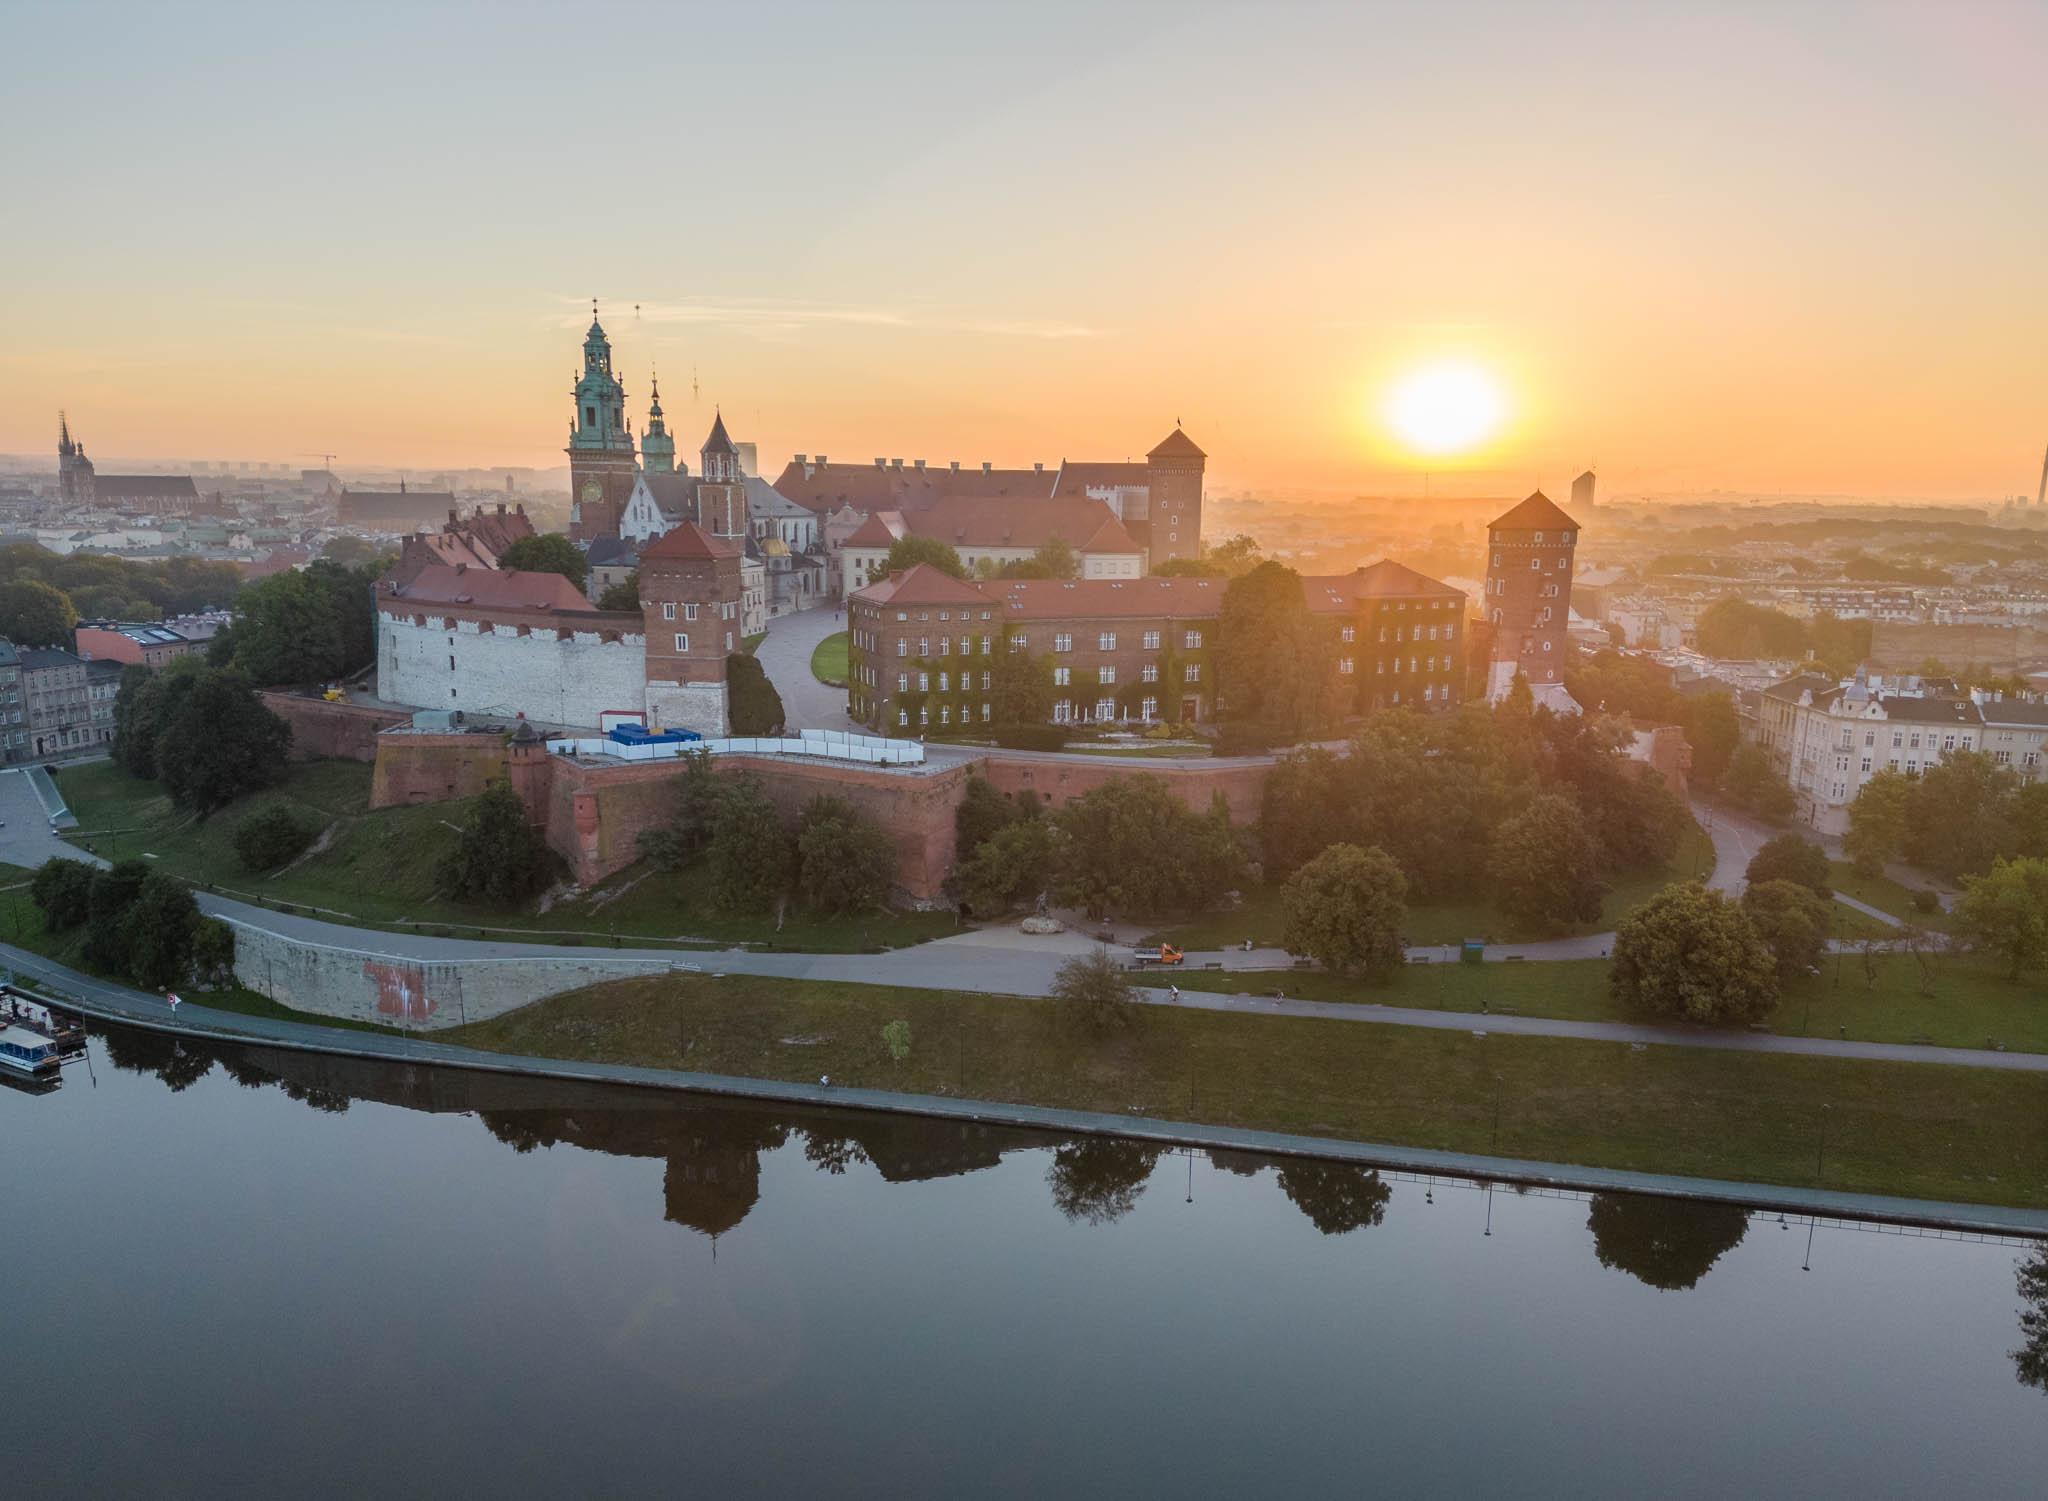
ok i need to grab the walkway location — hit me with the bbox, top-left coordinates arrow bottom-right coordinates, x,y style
750,604 -> 859,732
10,938 -> 2044,1238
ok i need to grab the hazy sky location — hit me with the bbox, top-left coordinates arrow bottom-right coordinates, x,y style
5,0 -> 2044,497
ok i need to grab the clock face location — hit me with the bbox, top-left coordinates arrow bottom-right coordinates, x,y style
581,480 -> 603,503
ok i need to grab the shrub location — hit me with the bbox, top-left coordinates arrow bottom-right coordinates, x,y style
1611,882 -> 1778,1025
234,806 -> 314,872
1281,843 -> 1408,980
795,796 -> 896,914
1213,723 -> 1276,757
992,724 -> 1066,752
1741,878 -> 1831,983
1745,834 -> 1831,897
1910,888 -> 1940,914
726,652 -> 787,735
436,782 -> 554,906
881,1020 -> 912,1061
1050,947 -> 1135,1033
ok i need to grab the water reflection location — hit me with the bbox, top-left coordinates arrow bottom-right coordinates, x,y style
1587,1192 -> 1751,1291
2018,1250 -> 2048,1394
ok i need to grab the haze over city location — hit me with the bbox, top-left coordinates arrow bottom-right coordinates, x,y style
5,0 -> 2045,497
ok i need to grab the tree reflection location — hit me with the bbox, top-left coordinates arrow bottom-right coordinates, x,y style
803,1131 -> 871,1176
1047,1138 -> 1159,1225
1587,1192 -> 1749,1291
2015,1250 -> 2048,1395
1277,1161 -> 1391,1235
100,1027 -> 217,1092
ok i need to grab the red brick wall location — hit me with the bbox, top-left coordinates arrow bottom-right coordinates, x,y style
369,732 -> 512,806
262,693 -> 410,762
979,754 -> 1271,823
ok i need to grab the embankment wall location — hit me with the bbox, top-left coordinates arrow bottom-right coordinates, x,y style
261,694 -> 409,762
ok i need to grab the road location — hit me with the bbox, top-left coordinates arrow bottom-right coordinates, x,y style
751,603 -> 858,732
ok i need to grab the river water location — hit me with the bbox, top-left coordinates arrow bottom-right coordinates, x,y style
4,1025 -> 2044,1498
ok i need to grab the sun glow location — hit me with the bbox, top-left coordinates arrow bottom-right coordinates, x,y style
1385,363 -> 1507,457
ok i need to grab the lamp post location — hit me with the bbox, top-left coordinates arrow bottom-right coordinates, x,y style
1802,1220 -> 1816,1272
1483,1184 -> 1494,1237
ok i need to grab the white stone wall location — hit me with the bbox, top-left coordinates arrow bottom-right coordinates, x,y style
645,678 -> 728,737
378,610 -> 648,728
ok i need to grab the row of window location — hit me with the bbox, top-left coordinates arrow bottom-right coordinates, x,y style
672,632 -> 735,652
658,601 -> 738,623
895,635 -> 989,657
1046,663 -> 1201,686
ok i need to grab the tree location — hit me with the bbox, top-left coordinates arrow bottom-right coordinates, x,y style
726,652 -> 786,735
192,918 -> 237,986
1953,857 -> 2048,979
154,669 -> 292,815
1695,597 -> 1809,660
85,861 -> 152,975
1281,843 -> 1408,979
636,751 -> 725,870
127,873 -> 201,990
957,816 -> 1057,917
435,782 -> 554,906
0,578 -> 78,646
2016,1249 -> 2048,1395
1745,833 -> 1831,897
320,535 -> 379,568
1053,776 -> 1244,918
1046,1138 -> 1158,1225
111,662 -> 166,776
795,795 -> 896,913
1153,556 -> 1223,578
1215,561 -> 1338,740
1723,743 -> 1795,824
1903,750 -> 2020,879
30,857 -> 96,931
235,806 -> 314,872
1742,878 -> 1832,983
226,563 -> 376,686
1682,691 -> 1740,787
1844,768 -> 1911,878
1610,882 -> 1779,1025
1258,747 -> 1350,877
1031,536 -> 1078,580
1050,947 -> 1136,1033
498,532 -> 589,589
1205,534 -> 1264,577
597,572 -> 640,611
705,775 -> 794,913
1490,793 -> 1606,929
1277,1162 -> 1391,1235
954,774 -> 1018,863
1587,1193 -> 1749,1291
882,536 -> 966,579
988,638 -> 1056,727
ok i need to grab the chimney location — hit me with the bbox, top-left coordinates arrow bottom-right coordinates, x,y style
875,457 -> 886,469
891,458 -> 903,469
448,507 -> 457,529
815,454 -> 827,467
794,453 -> 806,467
1034,462 -> 1043,474
914,458 -> 925,471
981,461 -> 992,475
950,460 -> 960,474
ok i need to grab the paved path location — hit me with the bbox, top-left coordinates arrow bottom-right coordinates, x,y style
10,935 -> 2044,1238
750,603 -> 859,732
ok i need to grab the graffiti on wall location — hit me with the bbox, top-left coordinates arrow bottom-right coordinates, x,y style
363,960 -> 436,1022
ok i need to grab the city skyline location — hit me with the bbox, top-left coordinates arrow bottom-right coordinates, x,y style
5,0 -> 2045,498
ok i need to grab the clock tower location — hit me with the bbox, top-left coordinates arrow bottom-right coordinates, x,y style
566,303 -> 638,542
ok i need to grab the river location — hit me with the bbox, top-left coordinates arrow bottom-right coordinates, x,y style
5,1024 -> 2045,1497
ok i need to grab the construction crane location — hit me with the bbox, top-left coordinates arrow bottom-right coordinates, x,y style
301,452 -> 338,472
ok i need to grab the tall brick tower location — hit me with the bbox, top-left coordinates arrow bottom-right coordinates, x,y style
1482,490 -> 1580,702
639,520 -> 742,735
694,411 -> 747,540
566,303 -> 638,543
1144,427 -> 1205,569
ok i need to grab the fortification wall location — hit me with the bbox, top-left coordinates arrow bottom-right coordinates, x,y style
369,731 -> 513,807
216,910 -> 682,1031
260,694 -> 408,762
1869,621 -> 2043,672
977,755 -> 1271,822
377,610 -> 647,729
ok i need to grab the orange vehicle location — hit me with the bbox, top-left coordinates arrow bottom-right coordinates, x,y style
1132,944 -> 1184,966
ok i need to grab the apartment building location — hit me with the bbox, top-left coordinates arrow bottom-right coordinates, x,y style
1757,672 -> 1985,834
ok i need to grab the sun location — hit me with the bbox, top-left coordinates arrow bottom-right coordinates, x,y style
1385,363 -> 1506,457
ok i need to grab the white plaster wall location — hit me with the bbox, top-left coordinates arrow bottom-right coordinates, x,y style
645,678 -> 728,736
378,611 -> 648,728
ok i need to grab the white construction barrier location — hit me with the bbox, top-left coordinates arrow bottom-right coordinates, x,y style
548,729 -> 924,767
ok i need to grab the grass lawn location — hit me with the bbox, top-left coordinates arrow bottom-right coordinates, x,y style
1133,951 -> 2048,1053
810,631 -> 850,686
1156,819 -> 1718,950
449,972 -> 2048,1209
1829,861 -> 1952,932
53,758 -> 957,952
742,631 -> 767,655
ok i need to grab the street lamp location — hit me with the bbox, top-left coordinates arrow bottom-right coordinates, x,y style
1802,1220 -> 1816,1272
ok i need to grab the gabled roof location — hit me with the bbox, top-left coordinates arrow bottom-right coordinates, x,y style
93,475 -> 200,498
851,563 -> 993,609
992,576 -> 1224,621
744,475 -> 813,520
904,496 -> 1136,554
384,563 -> 595,613
639,471 -> 695,518
1490,491 -> 1580,533
1299,558 -> 1464,612
844,513 -> 902,548
1051,461 -> 1150,495
1980,699 -> 2048,727
640,520 -> 740,562
1147,427 -> 1206,462
1079,512 -> 1144,555
584,536 -> 639,568
769,459 -> 1053,514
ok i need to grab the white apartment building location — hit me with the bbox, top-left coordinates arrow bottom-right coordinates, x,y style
1756,672 -> 1985,835
1978,697 -> 2048,782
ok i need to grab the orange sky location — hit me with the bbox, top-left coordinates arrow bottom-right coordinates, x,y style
5,2 -> 2044,499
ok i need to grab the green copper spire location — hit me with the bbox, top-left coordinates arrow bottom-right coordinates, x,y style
641,368 -> 677,475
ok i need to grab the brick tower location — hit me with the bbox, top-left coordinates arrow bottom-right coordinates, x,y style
1482,490 -> 1579,703
640,520 -> 742,735
1144,427 -> 1205,569
566,303 -> 638,543
695,411 -> 747,540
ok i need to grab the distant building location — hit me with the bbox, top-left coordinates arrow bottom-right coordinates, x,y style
74,618 -> 220,668
20,647 -> 113,757
1757,671 -> 1986,833
56,413 -> 201,514
339,481 -> 458,530
837,497 -> 1145,597
0,642 -> 25,761
1978,696 -> 2048,783
1570,469 -> 1597,512
1481,491 -> 1582,711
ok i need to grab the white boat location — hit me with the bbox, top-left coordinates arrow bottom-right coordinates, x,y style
0,1022 -> 63,1080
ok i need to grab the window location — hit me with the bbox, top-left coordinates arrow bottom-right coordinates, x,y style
978,637 -> 989,655
938,638 -> 950,655
662,602 -> 676,621
725,632 -> 733,650
1184,630 -> 1203,649
919,706 -> 929,726
939,611 -> 950,622
938,672 -> 950,691
1424,684 -> 1434,703
919,673 -> 930,691
1530,558 -> 1542,570
896,639 -> 908,657
980,671 -> 990,691
1534,531 -> 1545,543
1143,630 -> 1161,650
1054,633 -> 1073,653
896,673 -> 908,692
1943,734 -> 1956,752
918,637 -> 930,655
897,709 -> 909,726
1140,696 -> 1157,721
1095,698 -> 1116,721
1861,757 -> 1872,773
940,706 -> 952,726
1053,700 -> 1072,724
1184,663 -> 1200,683
1141,664 -> 1159,683
1009,634 -> 1025,652
1098,666 -> 1116,685
674,633 -> 689,651
982,703 -> 992,722
1053,667 -> 1071,686
1340,625 -> 1355,643
896,611 -> 908,622
1098,632 -> 1117,650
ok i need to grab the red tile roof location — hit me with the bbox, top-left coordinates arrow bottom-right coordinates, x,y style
1079,512 -> 1144,555
384,563 -> 595,612
770,460 -> 1053,514
1490,491 -> 1580,533
1051,461 -> 1149,495
843,513 -> 902,549
851,564 -> 994,609
1147,427 -> 1206,462
990,576 -> 1223,621
905,496 -> 1139,554
1299,559 -> 1464,612
640,520 -> 741,561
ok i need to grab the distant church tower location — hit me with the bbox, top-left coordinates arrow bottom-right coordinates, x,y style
566,305 -> 638,543
640,373 -> 677,476
695,411 -> 747,539
1482,491 -> 1580,702
58,412 -> 95,506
